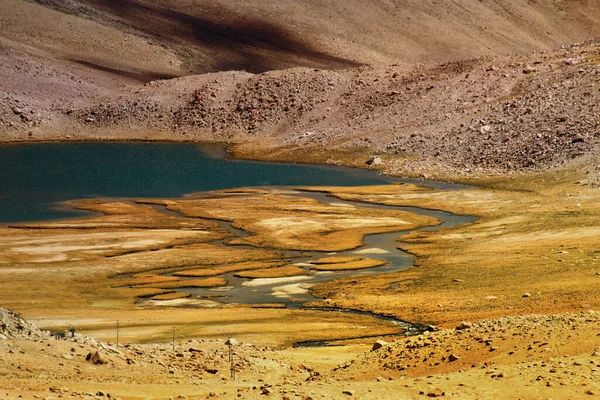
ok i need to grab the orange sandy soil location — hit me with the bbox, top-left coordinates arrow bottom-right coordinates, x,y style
311,256 -> 363,264
234,266 -> 307,279
149,292 -> 191,301
171,261 -> 290,278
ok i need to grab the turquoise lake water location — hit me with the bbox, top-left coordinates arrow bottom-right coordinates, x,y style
0,142 -> 395,223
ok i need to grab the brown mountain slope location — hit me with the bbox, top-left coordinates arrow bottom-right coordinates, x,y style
5,38 -> 598,177
6,0 -> 600,75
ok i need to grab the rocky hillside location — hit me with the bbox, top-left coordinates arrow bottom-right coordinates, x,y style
0,307 -> 45,340
4,37 -> 600,178
330,312 -> 600,381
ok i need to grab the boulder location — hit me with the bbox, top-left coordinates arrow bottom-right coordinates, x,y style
85,351 -> 106,365
261,386 -> 272,395
572,135 -> 585,144
455,321 -> 472,330
426,388 -> 446,397
522,66 -> 537,74
371,339 -> 388,351
365,156 -> 382,166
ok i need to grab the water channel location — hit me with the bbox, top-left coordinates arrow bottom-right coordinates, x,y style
159,190 -> 474,308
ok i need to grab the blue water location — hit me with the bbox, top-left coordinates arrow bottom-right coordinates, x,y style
0,142 -> 395,223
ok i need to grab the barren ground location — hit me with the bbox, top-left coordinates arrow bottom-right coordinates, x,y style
3,1 -> 600,399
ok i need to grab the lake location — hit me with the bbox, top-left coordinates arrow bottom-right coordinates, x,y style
0,142 -> 396,223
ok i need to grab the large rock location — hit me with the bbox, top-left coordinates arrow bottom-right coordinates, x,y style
426,388 -> 446,397
86,351 -> 106,365
365,156 -> 383,166
455,321 -> 472,330
371,339 -> 389,351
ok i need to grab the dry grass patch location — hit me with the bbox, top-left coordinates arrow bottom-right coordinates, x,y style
148,190 -> 439,251
171,268 -> 224,277
150,292 -> 191,301
246,303 -> 287,309
14,199 -> 223,232
141,277 -> 228,289
112,274 -> 180,287
234,266 -> 306,279
311,258 -> 387,271
311,256 -> 362,264
130,287 -> 174,298
0,229 -> 219,264
299,183 -> 432,196
310,168 -> 600,327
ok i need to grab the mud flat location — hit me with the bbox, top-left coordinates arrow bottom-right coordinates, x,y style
305,169 -> 600,328
0,175 -> 458,346
136,186 -> 474,310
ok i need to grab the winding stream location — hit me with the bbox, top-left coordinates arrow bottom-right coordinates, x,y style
162,189 -> 474,308
141,185 -> 475,345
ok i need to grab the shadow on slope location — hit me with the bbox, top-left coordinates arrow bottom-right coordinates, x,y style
68,58 -> 181,82
35,0 -> 361,74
